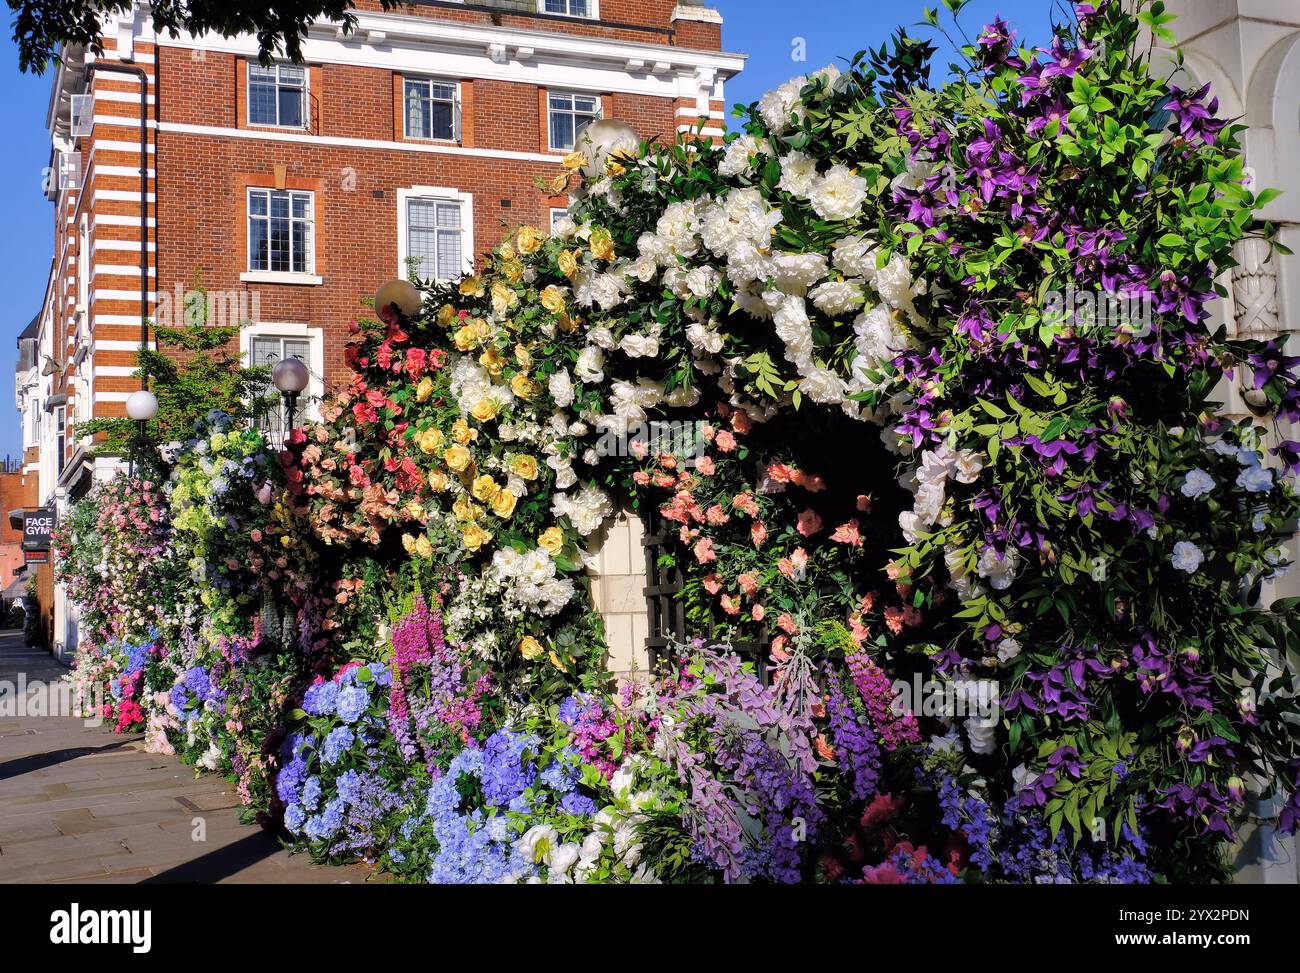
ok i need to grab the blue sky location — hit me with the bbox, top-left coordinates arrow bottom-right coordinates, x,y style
0,0 -> 1057,457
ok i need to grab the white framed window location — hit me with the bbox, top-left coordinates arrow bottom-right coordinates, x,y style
404,78 -> 460,141
540,0 -> 596,18
76,215 -> 89,313
397,187 -> 474,283
55,406 -> 66,476
248,62 -> 308,128
548,92 -> 601,151
241,323 -> 325,442
246,188 -> 315,277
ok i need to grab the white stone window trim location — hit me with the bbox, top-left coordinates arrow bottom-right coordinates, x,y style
396,185 -> 475,282
538,0 -> 599,20
239,321 -> 326,422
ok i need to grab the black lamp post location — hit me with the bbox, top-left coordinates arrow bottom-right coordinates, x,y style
272,358 -> 310,441
124,388 -> 158,478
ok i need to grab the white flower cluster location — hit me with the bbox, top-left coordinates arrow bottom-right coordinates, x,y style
899,445 -> 984,545
514,758 -> 662,884
491,547 -> 577,617
551,483 -> 615,537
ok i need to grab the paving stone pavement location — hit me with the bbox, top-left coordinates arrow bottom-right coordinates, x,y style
0,630 -> 376,884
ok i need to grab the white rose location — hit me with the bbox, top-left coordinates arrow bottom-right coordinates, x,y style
809,164 -> 869,222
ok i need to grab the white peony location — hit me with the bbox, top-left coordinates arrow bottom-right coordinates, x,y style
809,164 -> 869,222
619,332 -> 660,358
809,279 -> 866,317
548,368 -> 575,408
771,252 -> 829,296
757,77 -> 806,134
778,151 -> 820,197
718,134 -> 769,178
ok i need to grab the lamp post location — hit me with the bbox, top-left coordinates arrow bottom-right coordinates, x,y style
272,358 -> 310,442
575,119 -> 639,180
124,388 -> 158,479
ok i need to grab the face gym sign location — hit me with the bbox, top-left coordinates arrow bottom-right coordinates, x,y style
23,508 -> 54,564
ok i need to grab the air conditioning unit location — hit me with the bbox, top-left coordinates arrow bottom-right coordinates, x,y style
58,151 -> 82,191
69,93 -> 93,138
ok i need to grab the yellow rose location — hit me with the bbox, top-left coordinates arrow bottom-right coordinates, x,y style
473,318 -> 493,341
502,259 -> 525,284
491,490 -> 518,519
416,428 -> 445,455
402,500 -> 425,520
499,242 -> 517,261
590,228 -> 615,262
461,523 -> 492,551
414,535 -> 434,559
459,276 -> 485,298
557,311 -> 581,334
548,650 -> 567,672
561,151 -> 588,171
427,470 -> 449,492
443,444 -> 472,473
518,636 -> 545,660
538,527 -> 564,557
471,397 -> 500,423
401,533 -> 417,554
606,160 -> 626,178
510,374 -> 539,400
451,418 -> 477,445
491,282 -> 518,317
437,303 -> 459,327
453,495 -> 482,522
548,172 -> 571,196
540,285 -> 567,314
453,325 -> 480,351
415,376 -> 434,402
509,454 -> 539,480
514,344 -> 532,370
517,225 -> 544,254
479,346 -> 505,377
471,474 -> 500,504
558,249 -> 579,279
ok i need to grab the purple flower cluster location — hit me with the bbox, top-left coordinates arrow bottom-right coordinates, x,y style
823,669 -> 881,801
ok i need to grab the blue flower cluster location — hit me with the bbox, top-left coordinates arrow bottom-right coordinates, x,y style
302,663 -> 390,724
425,746 -> 536,884
170,664 -> 224,717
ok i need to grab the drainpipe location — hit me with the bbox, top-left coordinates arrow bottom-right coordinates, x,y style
84,60 -> 150,389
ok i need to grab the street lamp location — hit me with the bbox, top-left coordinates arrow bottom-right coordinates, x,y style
125,389 -> 158,479
374,279 -> 423,323
272,357 -> 310,438
576,119 -> 639,180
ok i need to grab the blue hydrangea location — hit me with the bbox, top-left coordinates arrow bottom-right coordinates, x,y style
322,726 -> 355,765
304,797 -> 346,841
284,803 -> 306,833
275,754 -> 308,805
335,685 -> 370,724
303,681 -> 339,716
301,776 -> 322,811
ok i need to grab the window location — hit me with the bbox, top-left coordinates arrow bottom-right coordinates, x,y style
248,189 -> 314,275
404,78 -> 458,141
541,0 -> 594,17
550,208 -> 571,233
55,406 -> 66,476
248,333 -> 315,445
248,63 -> 307,128
548,92 -> 601,151
404,196 -> 467,281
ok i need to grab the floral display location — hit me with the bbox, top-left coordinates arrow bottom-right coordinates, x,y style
56,0 -> 1300,885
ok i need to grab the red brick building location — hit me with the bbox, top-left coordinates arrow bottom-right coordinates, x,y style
20,0 -> 742,657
